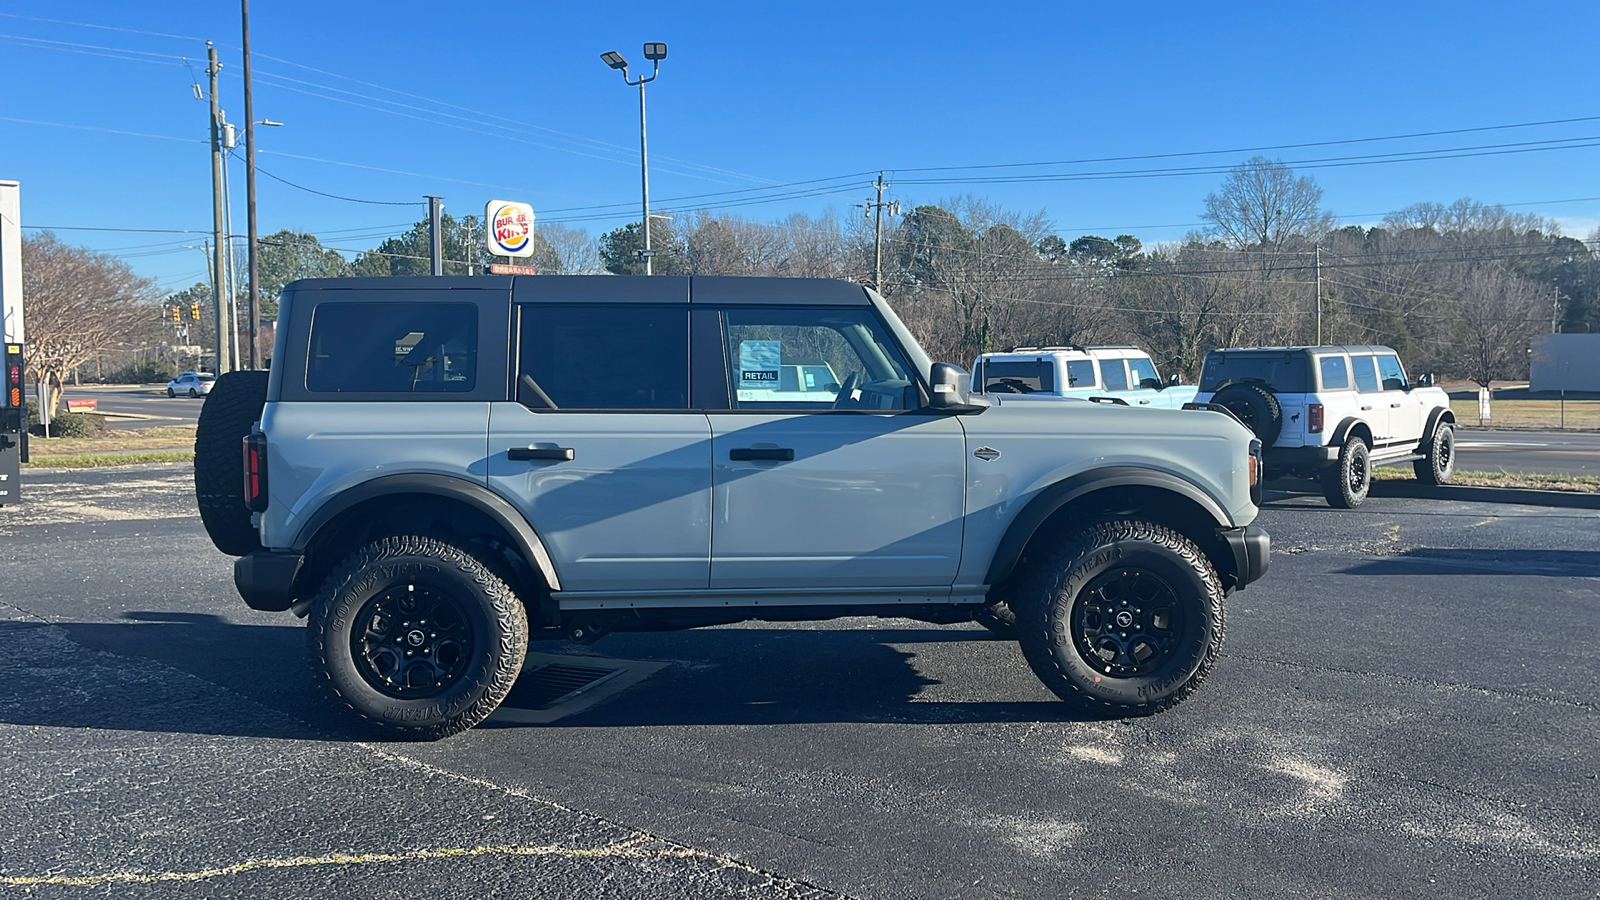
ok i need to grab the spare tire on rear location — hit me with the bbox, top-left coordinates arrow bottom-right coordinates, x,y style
1211,382 -> 1283,445
194,370 -> 269,556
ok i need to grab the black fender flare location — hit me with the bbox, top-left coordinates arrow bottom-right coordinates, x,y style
292,473 -> 562,592
1329,417 -> 1370,447
1421,406 -> 1456,444
985,467 -> 1232,586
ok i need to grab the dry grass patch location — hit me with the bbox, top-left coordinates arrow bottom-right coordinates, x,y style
1450,398 -> 1600,430
25,425 -> 196,455
1372,467 -> 1600,492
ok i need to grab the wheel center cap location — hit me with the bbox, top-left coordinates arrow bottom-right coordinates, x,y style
1114,611 -> 1134,628
406,630 -> 426,647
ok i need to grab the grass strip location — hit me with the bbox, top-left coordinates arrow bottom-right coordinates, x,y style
1372,467 -> 1600,492
23,450 -> 193,469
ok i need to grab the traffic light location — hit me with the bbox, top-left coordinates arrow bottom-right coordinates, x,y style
190,303 -> 201,320
170,307 -> 181,322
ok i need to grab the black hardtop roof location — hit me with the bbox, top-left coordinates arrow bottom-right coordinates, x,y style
1206,345 -> 1396,357
282,275 -> 872,305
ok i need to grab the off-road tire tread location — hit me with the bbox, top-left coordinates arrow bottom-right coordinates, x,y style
973,597 -> 1018,639
1015,520 -> 1226,716
306,535 -> 528,741
1211,382 -> 1283,445
1321,435 -> 1370,508
193,370 -> 269,556
1413,423 -> 1455,486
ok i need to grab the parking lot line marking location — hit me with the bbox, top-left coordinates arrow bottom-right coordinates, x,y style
1467,516 -> 1499,528
0,839 -> 669,887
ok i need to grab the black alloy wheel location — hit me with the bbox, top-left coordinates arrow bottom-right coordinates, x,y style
1071,567 -> 1186,677
350,583 -> 475,699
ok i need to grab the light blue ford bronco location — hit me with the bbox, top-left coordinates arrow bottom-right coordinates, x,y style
195,276 -> 1268,739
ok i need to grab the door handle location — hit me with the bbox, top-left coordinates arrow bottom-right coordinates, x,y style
729,447 -> 794,461
508,446 -> 574,461
1390,403 -> 1402,408
1138,399 -> 1151,405
1360,405 -> 1372,411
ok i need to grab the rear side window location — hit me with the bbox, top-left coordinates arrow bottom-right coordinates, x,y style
307,302 -> 477,393
1377,355 -> 1407,391
517,304 -> 688,409
1065,359 -> 1096,388
1351,355 -> 1379,392
981,360 -> 1054,393
1200,354 -> 1310,393
1128,357 -> 1160,389
1098,359 -> 1129,391
1319,356 -> 1350,390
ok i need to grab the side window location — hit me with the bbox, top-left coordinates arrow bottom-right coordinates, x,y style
307,302 -> 477,393
1098,359 -> 1129,392
517,304 -> 688,409
1128,357 -> 1160,389
1065,360 -> 1096,388
1377,355 -> 1407,391
1351,355 -> 1379,392
1319,356 -> 1350,390
724,306 -> 917,410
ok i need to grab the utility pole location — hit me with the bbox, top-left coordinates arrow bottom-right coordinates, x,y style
1314,244 -> 1323,345
1552,287 -> 1561,333
426,196 -> 444,276
855,173 -> 899,292
206,43 -> 232,375
241,0 -> 261,368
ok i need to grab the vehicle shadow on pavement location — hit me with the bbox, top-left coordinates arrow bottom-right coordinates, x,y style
487,626 -> 1100,730
1336,548 -> 1600,578
1,617 -> 1098,740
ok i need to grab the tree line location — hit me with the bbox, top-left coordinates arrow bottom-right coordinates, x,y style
19,157 -> 1599,407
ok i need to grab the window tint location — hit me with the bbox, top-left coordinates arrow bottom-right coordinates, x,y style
724,306 -> 917,410
1065,359 -> 1096,389
307,302 -> 476,393
1098,359 -> 1129,391
1199,353 -> 1311,392
1351,355 -> 1379,392
1377,355 -> 1407,391
980,360 -> 1053,393
1128,357 -> 1160,389
518,304 -> 688,409
1319,356 -> 1350,390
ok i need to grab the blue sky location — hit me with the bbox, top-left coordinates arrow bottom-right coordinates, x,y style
2,0 -> 1597,294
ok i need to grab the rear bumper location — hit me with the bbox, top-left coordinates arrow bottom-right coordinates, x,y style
1263,445 -> 1337,475
234,550 -> 303,612
1221,525 -> 1270,590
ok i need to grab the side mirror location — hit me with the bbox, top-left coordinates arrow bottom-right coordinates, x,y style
1418,373 -> 1434,387
928,362 -> 990,414
1168,373 -> 1181,386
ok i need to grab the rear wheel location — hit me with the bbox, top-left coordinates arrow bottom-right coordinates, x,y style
307,535 -> 528,740
1015,521 -> 1225,716
1413,423 -> 1455,485
1321,435 -> 1371,508
1210,383 -> 1283,445
187,388 -> 198,398
193,370 -> 269,556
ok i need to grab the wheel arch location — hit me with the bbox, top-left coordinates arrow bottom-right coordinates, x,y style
985,468 -> 1240,590
291,474 -> 561,620
1330,417 -> 1372,447
1423,407 -> 1456,443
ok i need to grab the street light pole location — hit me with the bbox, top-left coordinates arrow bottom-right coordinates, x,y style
602,43 -> 667,275
241,0 -> 260,368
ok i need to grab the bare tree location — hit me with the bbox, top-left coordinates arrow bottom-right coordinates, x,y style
533,222 -> 602,274
1450,265 -> 1545,389
22,233 -> 159,413
1201,156 -> 1335,251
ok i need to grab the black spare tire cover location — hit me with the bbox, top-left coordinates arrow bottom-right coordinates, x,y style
1210,382 -> 1283,445
194,370 -> 269,556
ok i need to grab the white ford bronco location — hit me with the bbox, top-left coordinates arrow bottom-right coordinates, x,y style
196,276 -> 1268,739
973,345 -> 1199,408
1194,345 -> 1456,508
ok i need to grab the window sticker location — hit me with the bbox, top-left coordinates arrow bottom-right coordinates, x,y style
738,340 -> 782,389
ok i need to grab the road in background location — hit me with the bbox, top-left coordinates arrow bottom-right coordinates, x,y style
60,385 -> 201,429
1,464 -> 1595,898
1455,428 -> 1600,476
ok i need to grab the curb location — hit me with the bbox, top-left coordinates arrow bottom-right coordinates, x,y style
1369,480 -> 1600,510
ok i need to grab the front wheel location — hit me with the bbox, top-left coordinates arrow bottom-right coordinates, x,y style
166,388 -> 175,398
1321,435 -> 1371,508
1413,424 -> 1455,485
1015,521 -> 1225,716
307,535 -> 529,740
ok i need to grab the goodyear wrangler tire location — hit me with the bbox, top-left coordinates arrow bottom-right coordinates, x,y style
193,370 -> 269,557
1413,423 -> 1456,486
1321,435 -> 1371,508
1015,521 -> 1225,716
307,535 -> 528,740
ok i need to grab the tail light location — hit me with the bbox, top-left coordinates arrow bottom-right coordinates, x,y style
1308,403 -> 1324,434
243,432 -> 269,512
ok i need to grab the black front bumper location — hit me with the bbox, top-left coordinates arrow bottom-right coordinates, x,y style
234,551 -> 304,612
1221,524 -> 1270,590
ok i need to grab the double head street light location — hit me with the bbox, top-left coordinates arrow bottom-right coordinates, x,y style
601,42 -> 667,275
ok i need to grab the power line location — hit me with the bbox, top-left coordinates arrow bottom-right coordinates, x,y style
254,165 -> 425,206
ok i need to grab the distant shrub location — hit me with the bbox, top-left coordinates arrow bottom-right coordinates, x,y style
29,412 -> 108,438
104,361 -> 180,384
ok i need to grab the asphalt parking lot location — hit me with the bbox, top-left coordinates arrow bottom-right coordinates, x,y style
1,464 -> 1596,898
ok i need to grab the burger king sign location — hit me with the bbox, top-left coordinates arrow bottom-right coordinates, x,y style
486,200 -> 536,258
